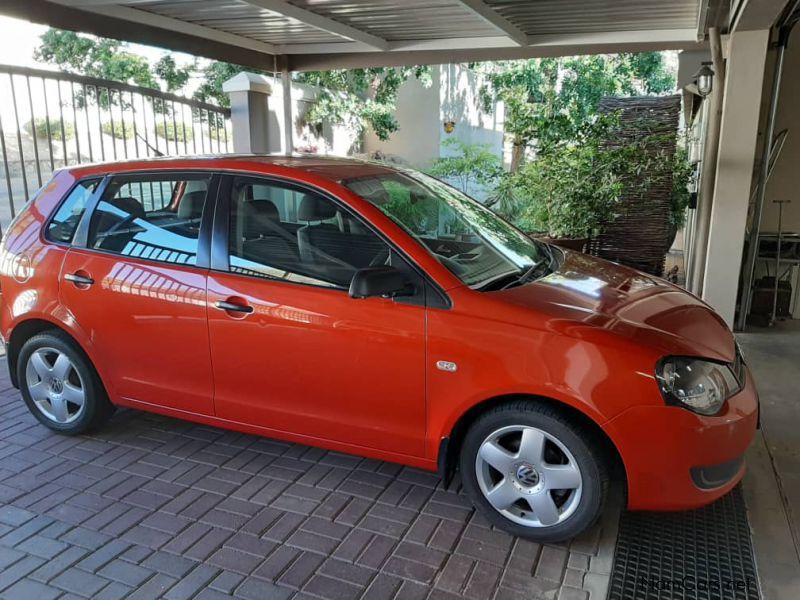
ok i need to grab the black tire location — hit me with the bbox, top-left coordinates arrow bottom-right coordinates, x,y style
459,400 -> 608,542
17,331 -> 114,434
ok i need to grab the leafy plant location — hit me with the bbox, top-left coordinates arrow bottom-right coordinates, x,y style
24,118 -> 75,142
101,120 -> 134,140
426,138 -> 504,194
155,121 -> 193,142
669,146 -> 693,230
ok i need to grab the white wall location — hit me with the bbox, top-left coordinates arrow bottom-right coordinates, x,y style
364,63 -> 505,188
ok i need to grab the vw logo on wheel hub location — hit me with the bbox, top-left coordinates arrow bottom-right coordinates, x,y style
49,378 -> 64,395
515,463 -> 540,487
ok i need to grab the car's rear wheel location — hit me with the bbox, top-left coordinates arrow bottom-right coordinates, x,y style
18,331 -> 114,434
460,401 -> 608,541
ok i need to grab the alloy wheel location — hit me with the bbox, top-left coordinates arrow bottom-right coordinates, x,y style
25,347 -> 86,425
474,425 -> 583,527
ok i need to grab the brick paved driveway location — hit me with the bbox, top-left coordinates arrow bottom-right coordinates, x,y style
0,359 -> 615,599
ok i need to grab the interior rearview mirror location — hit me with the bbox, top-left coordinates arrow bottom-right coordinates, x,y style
349,266 -> 413,299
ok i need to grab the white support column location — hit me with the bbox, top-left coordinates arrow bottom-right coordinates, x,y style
281,69 -> 294,154
701,29 -> 770,326
222,72 -> 273,153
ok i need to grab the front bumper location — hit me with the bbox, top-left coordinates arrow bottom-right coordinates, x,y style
604,366 -> 759,511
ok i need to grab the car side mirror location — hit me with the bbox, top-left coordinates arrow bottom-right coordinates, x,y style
349,266 -> 413,299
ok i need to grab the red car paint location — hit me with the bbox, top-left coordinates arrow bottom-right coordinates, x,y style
0,156 -> 758,511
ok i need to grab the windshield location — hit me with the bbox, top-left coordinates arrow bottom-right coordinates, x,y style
343,169 -> 549,288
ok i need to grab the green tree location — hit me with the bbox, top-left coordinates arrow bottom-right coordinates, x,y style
35,29 -> 192,92
296,66 -> 431,141
477,53 -> 676,171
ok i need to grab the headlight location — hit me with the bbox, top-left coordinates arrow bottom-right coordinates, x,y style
655,357 -> 742,416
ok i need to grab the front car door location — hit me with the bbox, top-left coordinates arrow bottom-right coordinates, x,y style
59,171 -> 217,415
207,174 -> 427,458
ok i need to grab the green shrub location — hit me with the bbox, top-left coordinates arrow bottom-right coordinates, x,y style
24,117 -> 75,142
155,121 -> 193,142
101,120 -> 135,140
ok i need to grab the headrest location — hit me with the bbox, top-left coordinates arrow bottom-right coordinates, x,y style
107,196 -> 145,220
243,200 -> 281,239
298,194 -> 336,222
177,190 -> 206,220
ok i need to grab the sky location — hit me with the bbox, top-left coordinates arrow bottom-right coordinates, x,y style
0,15 -> 195,71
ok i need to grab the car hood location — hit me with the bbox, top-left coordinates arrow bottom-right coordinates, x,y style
494,249 -> 736,362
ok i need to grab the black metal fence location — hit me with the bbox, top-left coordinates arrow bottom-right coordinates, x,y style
0,64 -> 231,229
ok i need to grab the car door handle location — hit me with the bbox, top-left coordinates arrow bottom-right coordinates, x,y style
214,300 -> 253,314
64,273 -> 94,286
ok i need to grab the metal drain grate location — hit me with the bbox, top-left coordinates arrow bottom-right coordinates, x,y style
608,486 -> 759,600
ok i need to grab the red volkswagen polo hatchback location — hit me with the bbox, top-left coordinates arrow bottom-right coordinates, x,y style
0,156 -> 758,541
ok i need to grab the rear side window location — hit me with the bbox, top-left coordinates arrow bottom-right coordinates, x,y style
87,174 -> 211,266
46,179 -> 100,243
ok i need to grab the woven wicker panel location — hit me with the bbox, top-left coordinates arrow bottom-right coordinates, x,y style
587,95 -> 681,275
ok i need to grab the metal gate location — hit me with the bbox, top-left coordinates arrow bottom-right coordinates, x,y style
0,64 -> 231,231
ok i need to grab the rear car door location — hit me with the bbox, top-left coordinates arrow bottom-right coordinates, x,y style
59,172 -> 217,415
207,174 -> 428,457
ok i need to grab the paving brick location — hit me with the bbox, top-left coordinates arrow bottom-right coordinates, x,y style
0,577 -> 61,600
126,574 -> 178,600
434,554 -> 474,594
276,551 -> 323,589
28,546 -> 88,583
535,546 -> 568,583
209,570 -> 244,594
233,576 -> 292,600
0,556 -> 45,594
15,536 -> 68,560
362,572 -> 403,599
383,556 -> 439,584
319,557 -> 375,587
303,574 -> 362,600
207,547 -> 262,575
97,559 -> 153,587
251,546 -> 299,581
286,530 -> 339,555
50,567 -> 109,597
141,551 -> 198,578
463,560 -> 502,599
356,534 -> 396,570
163,564 -> 219,600
93,581 -> 134,600
0,507 -> 34,528
75,540 -> 131,573
0,549 -> 24,571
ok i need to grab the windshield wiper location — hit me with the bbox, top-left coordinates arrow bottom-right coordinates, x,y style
501,245 -> 556,290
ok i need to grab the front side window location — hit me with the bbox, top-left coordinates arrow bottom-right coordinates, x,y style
228,177 -> 389,289
344,170 -> 549,288
46,179 -> 100,243
87,174 -> 210,265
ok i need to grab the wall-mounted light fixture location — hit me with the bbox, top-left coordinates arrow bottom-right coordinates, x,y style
694,63 -> 714,98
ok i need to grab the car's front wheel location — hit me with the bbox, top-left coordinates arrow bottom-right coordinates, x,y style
18,331 -> 114,434
460,401 -> 608,541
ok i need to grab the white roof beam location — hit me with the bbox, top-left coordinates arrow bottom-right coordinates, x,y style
454,0 -> 529,46
241,0 -> 389,51
51,1 -> 278,54
280,28 -> 699,55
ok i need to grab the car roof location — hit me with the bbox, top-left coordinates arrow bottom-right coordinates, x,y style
62,154 -> 401,184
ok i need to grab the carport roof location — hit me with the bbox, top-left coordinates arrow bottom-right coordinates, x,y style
7,0 -> 728,70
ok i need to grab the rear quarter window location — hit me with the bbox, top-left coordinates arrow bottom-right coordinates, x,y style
45,179 -> 101,244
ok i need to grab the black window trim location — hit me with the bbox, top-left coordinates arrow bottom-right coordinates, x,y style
212,172 -> 451,309
68,169 -> 220,271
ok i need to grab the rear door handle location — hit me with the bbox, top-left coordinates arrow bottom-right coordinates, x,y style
64,273 -> 94,286
214,300 -> 253,314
